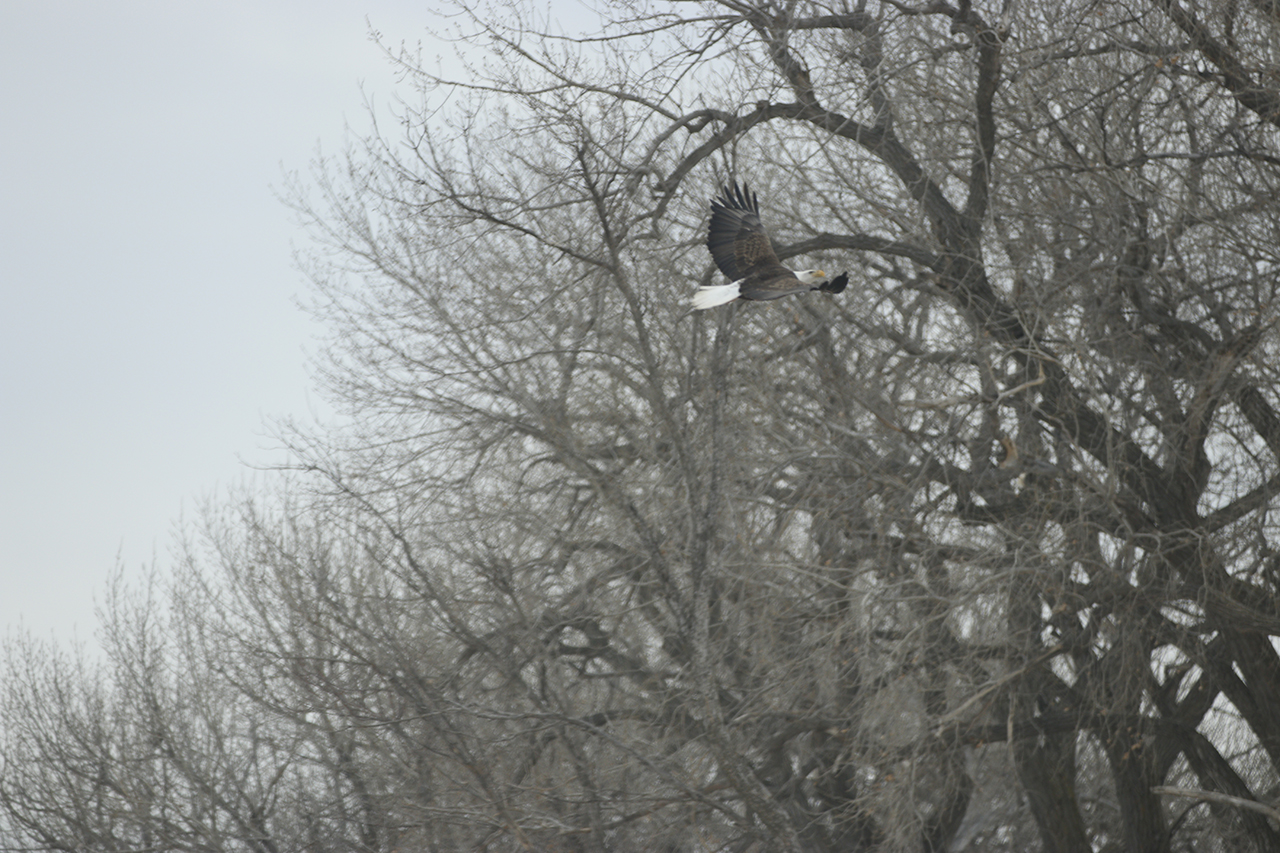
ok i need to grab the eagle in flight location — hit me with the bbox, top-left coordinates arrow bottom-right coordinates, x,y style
693,182 -> 848,310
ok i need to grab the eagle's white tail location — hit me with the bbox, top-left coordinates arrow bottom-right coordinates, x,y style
692,282 -> 740,310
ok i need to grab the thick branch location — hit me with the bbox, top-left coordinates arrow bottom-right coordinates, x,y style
963,24 -> 1003,227
1154,0 -> 1280,126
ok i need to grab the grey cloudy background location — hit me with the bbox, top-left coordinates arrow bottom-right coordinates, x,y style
1,1 -> 436,643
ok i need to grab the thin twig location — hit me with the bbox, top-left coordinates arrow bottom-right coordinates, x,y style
1153,786 -> 1280,823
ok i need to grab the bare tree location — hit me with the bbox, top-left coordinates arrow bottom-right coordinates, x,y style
6,1 -> 1280,851
0,572 -> 300,853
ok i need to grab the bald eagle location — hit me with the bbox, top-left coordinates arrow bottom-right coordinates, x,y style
693,182 -> 848,310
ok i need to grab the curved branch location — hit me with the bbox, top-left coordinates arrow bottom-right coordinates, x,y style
1154,786 -> 1280,825
790,13 -> 874,31
1154,0 -> 1280,127
782,233 -> 942,270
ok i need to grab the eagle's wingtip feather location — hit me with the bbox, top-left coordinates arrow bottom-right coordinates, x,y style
821,271 -> 850,294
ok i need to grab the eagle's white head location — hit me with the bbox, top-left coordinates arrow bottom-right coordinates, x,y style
795,269 -> 827,285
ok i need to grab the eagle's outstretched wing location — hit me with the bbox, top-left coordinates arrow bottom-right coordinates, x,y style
706,182 -> 789,284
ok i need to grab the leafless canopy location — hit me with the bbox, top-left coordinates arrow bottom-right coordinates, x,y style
5,1 -> 1280,851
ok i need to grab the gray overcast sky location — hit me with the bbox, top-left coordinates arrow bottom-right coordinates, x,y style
1,1 -> 435,643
